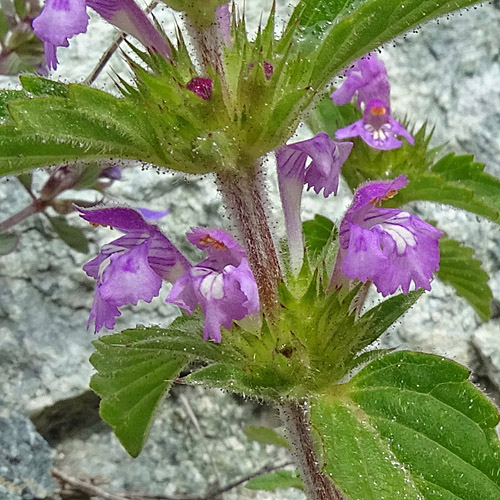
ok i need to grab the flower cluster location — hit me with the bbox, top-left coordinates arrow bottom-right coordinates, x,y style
276,132 -> 353,271
77,47 -> 442,343
331,176 -> 443,295
33,0 -> 170,70
79,207 -> 259,342
276,53 -> 441,296
331,53 -> 414,150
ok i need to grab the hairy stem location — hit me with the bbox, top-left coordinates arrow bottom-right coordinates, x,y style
216,168 -> 282,321
0,202 -> 43,232
187,20 -> 226,79
279,400 -> 344,500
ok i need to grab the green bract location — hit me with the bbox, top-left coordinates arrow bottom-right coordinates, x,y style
0,0 -> 485,178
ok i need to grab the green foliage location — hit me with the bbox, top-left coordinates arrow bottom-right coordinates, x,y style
312,350 -> 500,500
276,275 -> 422,391
287,0 -> 355,29
0,90 -> 26,122
90,315 -> 200,456
438,237 -> 492,321
90,312 -> 255,455
246,470 -> 304,491
0,0 -> 483,177
302,214 -> 336,257
243,426 -> 290,448
0,0 -> 44,75
19,76 -> 69,97
0,232 -> 19,255
0,85 -> 170,177
48,217 -> 89,254
0,72 -> 234,177
286,0 -> 484,77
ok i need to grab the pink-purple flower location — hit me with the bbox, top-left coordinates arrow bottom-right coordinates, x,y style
330,53 -> 390,108
335,99 -> 414,151
276,132 -> 353,271
79,206 -> 190,333
33,0 -> 170,70
331,176 -> 443,296
166,228 -> 260,342
79,206 -> 259,342
331,53 -> 413,151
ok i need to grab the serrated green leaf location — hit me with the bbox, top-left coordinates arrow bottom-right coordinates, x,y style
0,127 -> 118,176
90,315 -> 250,457
243,426 -> 290,449
387,173 -> 500,222
303,214 -> 335,256
431,153 -> 500,214
90,315 -> 208,457
0,90 -> 26,122
0,91 -> 165,177
19,75 -> 69,97
437,237 -> 492,321
49,216 -> 89,253
307,0 -> 484,93
312,351 -> 500,500
288,0 -> 353,29
246,470 -> 304,491
0,232 -> 19,255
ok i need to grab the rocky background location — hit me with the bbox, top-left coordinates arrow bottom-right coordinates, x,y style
1,1 -> 500,499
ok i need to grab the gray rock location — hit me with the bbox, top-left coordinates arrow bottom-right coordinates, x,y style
0,404 -> 54,500
54,387 -> 301,500
1,1 -> 500,499
472,322 -> 500,391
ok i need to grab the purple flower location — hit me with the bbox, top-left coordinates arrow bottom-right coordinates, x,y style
330,53 -> 390,108
276,132 -> 353,271
136,208 -> 170,221
335,99 -> 414,151
166,228 -> 260,342
186,77 -> 213,100
277,132 -> 353,198
33,0 -> 170,70
79,206 -> 190,333
80,207 -> 259,341
331,176 -> 443,296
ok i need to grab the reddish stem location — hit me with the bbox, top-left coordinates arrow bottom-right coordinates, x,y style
280,400 -> 344,500
216,169 -> 282,321
0,200 -> 47,232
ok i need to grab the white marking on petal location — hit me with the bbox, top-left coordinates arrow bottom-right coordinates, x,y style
98,249 -> 127,283
377,212 -> 416,255
200,272 -> 224,300
364,123 -> 393,142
